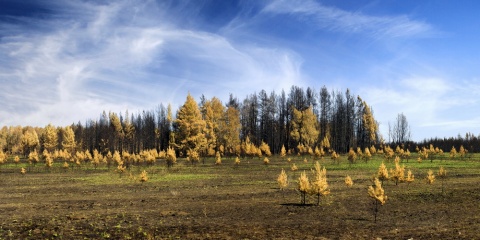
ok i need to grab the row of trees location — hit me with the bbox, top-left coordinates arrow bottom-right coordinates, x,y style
2,85 -> 380,157
4,85 -> 480,159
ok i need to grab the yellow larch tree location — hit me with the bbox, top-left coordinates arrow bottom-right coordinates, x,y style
298,171 -> 310,205
363,147 -> 372,162
345,175 -> 354,187
202,97 -> 224,156
14,155 -> 20,166
438,166 -> 447,193
361,101 -> 378,146
458,145 -> 466,159
0,150 -> 6,166
123,110 -> 135,153
370,145 -> 376,155
109,112 -> 124,152
389,161 -> 405,186
331,151 -> 340,164
28,150 -> 39,166
425,169 -> 435,185
368,178 -> 387,223
310,161 -> 330,205
165,146 -> 176,168
42,124 -> 58,152
175,93 -> 208,158
20,128 -> 39,156
187,148 -> 200,165
61,126 -> 76,154
384,146 -> 394,162
277,169 -> 288,190
43,149 -> 53,170
290,106 -> 319,153
449,146 -> 457,159
405,169 -> 414,187
139,170 -> 148,183
377,162 -> 389,185
280,145 -> 287,158
347,148 -> 357,164
259,141 -> 272,157
220,106 -> 241,157
215,151 -> 222,165
320,133 -> 331,152
291,163 -> 298,171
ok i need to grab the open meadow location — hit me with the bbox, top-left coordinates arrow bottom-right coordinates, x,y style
0,154 -> 479,239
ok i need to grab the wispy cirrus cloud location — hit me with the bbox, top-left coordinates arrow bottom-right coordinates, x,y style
0,0 -> 304,127
262,0 -> 436,39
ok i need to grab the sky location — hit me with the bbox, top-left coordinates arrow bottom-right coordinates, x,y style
1,0 -> 480,142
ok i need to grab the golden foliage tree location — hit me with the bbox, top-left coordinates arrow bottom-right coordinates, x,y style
298,171 -> 310,205
310,162 -> 330,205
369,145 -> 377,155
20,129 -> 39,156
165,147 -> 176,168
290,106 -> 319,151
92,149 -> 103,169
438,166 -> 447,193
384,146 -> 394,162
187,149 -> 200,165
280,145 -> 287,158
109,112 -> 124,152
363,147 -> 372,162
377,162 -> 389,185
43,149 -> 53,170
175,93 -> 207,158
28,149 -> 39,166
345,175 -> 354,187
361,101 -> 378,146
389,162 -> 405,186
347,148 -> 357,164
425,169 -> 435,185
291,163 -> 298,171
449,146 -> 457,159
405,170 -> 414,187
140,170 -> 148,183
215,151 -> 222,165
61,126 -> 76,154
277,169 -> 288,190
0,150 -> 6,166
368,178 -> 387,223
219,106 -> 241,156
458,145 -> 466,159
14,155 -> 20,166
42,124 -> 58,152
259,141 -> 272,157
331,151 -> 340,164
202,97 -> 224,156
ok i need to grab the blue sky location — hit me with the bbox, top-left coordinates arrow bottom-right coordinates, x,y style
1,0 -> 480,141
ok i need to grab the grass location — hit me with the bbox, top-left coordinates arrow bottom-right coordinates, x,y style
1,152 -> 480,239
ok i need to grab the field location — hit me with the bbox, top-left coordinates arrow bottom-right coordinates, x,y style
0,155 -> 479,239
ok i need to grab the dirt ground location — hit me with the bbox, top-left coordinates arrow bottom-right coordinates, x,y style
0,160 -> 479,239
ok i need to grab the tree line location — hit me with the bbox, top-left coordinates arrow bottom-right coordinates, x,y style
2,85 -> 382,157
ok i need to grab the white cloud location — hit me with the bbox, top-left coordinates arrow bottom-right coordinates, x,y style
263,0 -> 435,39
0,0 -> 305,127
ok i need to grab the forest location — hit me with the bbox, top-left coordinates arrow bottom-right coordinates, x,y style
1,85 -> 479,159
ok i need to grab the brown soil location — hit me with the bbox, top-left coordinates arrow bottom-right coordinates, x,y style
0,161 -> 479,239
